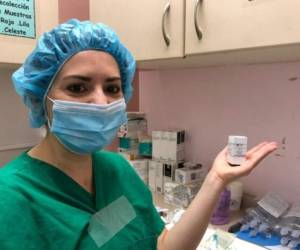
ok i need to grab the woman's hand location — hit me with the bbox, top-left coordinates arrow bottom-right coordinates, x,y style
208,142 -> 278,188
158,141 -> 277,250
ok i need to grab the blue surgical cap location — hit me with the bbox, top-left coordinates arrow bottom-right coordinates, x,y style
12,19 -> 136,128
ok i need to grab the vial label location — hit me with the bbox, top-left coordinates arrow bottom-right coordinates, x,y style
227,136 -> 248,166
228,143 -> 247,157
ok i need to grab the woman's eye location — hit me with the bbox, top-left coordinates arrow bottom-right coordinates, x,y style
106,84 -> 121,94
66,83 -> 87,93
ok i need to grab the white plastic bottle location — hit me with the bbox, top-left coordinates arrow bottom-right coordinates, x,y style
227,135 -> 248,166
228,181 -> 244,211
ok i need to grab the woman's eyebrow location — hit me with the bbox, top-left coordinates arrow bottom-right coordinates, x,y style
106,76 -> 121,82
63,75 -> 91,81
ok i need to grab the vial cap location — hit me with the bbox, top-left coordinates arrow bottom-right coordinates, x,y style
228,135 -> 248,144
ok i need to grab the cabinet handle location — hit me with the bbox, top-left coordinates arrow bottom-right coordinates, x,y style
162,2 -> 171,46
194,0 -> 203,40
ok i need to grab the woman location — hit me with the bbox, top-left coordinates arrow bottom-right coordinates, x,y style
0,19 -> 277,249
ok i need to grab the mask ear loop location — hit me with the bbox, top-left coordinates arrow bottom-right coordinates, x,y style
45,96 -> 54,130
47,116 -> 52,130
41,54 -> 68,128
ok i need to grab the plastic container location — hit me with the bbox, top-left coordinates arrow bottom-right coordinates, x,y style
211,188 -> 231,225
228,181 -> 244,211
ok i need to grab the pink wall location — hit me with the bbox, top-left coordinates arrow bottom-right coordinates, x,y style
127,70 -> 140,112
139,62 -> 300,205
58,0 -> 89,22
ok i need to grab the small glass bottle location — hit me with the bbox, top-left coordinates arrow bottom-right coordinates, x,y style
227,135 -> 248,166
211,188 -> 231,225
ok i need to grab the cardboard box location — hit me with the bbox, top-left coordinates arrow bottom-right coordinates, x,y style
148,160 -> 157,191
118,112 -> 147,139
138,140 -> 152,157
152,131 -> 162,161
160,131 -> 169,161
155,161 -> 164,194
168,130 -> 185,162
163,161 -> 184,183
148,160 -> 164,192
152,129 -> 185,162
175,164 -> 206,184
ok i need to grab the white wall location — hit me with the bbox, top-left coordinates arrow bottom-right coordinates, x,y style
0,68 -> 44,166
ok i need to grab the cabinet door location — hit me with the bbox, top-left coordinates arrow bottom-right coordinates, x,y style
0,0 -> 58,65
90,0 -> 184,61
185,0 -> 300,56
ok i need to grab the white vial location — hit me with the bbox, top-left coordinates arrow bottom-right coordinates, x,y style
227,135 -> 248,166
291,230 -> 300,238
281,227 -> 292,236
281,236 -> 291,246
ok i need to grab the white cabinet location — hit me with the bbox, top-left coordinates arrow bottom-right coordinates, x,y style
185,0 -> 300,55
90,0 -> 185,61
90,0 -> 300,67
0,0 -> 58,65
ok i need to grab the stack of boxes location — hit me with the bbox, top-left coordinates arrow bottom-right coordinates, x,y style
118,119 -> 208,208
149,130 -> 185,194
118,112 -> 150,185
118,112 -> 148,160
171,163 -> 207,207
149,129 -> 208,208
149,160 -> 185,194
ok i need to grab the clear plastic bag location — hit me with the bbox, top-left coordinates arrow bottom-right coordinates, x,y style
239,204 -> 300,249
240,206 -> 278,239
274,209 -> 300,249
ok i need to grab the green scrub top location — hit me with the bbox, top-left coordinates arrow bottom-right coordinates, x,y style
0,151 -> 165,250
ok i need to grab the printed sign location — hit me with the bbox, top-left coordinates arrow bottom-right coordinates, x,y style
0,0 -> 35,39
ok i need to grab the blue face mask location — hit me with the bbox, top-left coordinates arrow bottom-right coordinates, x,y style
47,98 -> 127,155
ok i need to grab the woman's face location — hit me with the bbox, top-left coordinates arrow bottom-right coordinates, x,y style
46,50 -> 123,119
